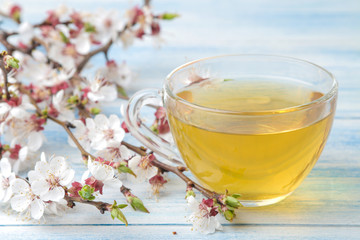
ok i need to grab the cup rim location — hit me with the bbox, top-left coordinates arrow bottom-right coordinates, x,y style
165,54 -> 338,115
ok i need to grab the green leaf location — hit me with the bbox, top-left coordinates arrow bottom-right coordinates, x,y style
116,208 -> 128,226
59,31 -> 69,43
78,185 -> 95,201
84,22 -> 96,33
161,13 -> 180,20
128,196 -> 149,213
223,78 -> 234,82
117,204 -> 128,209
117,163 -> 136,177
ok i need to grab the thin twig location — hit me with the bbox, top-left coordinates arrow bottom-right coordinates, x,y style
121,140 -> 220,200
75,40 -> 113,75
0,58 -> 10,100
64,195 -> 111,214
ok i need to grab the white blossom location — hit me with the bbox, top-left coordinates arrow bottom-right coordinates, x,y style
87,77 -> 117,103
44,198 -> 67,216
0,158 -> 16,202
96,61 -> 132,88
88,114 -> 125,151
187,196 -> 223,234
94,10 -> 124,43
68,119 -> 92,151
128,155 -> 157,183
3,117 -> 46,152
83,157 -> 122,195
11,178 -> 45,220
51,90 -> 75,121
95,143 -> 133,162
18,22 -> 34,45
27,153 -> 75,202
0,95 -> 35,119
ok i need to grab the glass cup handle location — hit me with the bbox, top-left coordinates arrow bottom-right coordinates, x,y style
124,88 -> 184,166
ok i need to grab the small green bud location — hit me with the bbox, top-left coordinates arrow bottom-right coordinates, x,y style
78,185 -> 95,201
67,95 -> 79,104
84,22 -> 96,33
117,162 -> 136,177
128,196 -> 149,213
224,209 -> 235,222
231,193 -> 242,199
225,196 -> 241,208
2,144 -> 10,151
185,190 -> 196,199
161,13 -> 180,20
90,107 -> 101,115
59,31 -> 69,43
150,124 -> 159,134
117,86 -> 128,98
5,56 -> 20,69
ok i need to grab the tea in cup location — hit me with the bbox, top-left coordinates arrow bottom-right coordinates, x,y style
125,55 -> 338,206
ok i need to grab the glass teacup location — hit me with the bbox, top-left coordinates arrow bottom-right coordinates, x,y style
125,55 -> 338,207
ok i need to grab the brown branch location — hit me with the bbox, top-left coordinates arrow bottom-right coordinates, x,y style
75,39 -> 113,75
151,158 -> 219,200
0,58 -> 10,100
120,140 -> 221,200
64,195 -> 111,214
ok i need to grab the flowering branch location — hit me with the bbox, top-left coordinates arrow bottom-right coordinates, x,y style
0,0 -> 235,234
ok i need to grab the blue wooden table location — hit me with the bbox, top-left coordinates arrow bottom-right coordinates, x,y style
1,0 -> 360,239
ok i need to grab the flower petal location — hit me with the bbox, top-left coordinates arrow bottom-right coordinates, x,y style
120,145 -> 132,160
0,103 -> 10,115
75,33 -> 91,54
102,178 -> 122,195
0,158 -> 12,178
18,146 -> 28,162
128,156 -> 141,170
30,198 -> 44,220
99,85 -> 117,102
31,180 -> 49,196
34,161 -> 50,178
27,131 -> 43,151
28,170 -> 43,183
41,186 -> 65,202
49,156 -> 67,176
0,185 -> 4,201
94,114 -> 109,129
59,169 -> 75,186
11,194 -> 31,212
40,152 -> 47,162
108,115 -> 120,129
113,129 -> 125,142
3,188 -> 13,202
92,163 -> 114,182
10,107 -> 29,118
146,166 -> 158,180
11,179 -> 30,194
